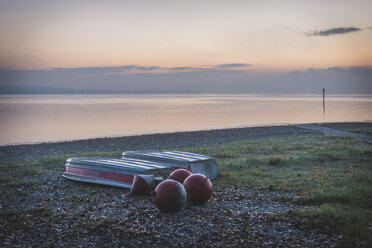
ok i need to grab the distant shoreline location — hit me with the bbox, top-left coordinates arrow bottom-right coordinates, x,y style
0,122 -> 370,160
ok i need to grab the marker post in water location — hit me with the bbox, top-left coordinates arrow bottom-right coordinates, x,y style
323,88 -> 325,121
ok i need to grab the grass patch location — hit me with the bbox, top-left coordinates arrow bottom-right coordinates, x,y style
0,160 -> 41,183
289,204 -> 372,247
0,151 -> 123,183
187,135 -> 372,246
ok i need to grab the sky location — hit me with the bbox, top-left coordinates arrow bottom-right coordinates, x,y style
0,0 -> 371,93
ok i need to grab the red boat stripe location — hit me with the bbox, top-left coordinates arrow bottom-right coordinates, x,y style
65,166 -> 133,184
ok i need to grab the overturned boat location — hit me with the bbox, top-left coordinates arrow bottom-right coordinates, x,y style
122,151 -> 220,179
63,157 -> 172,188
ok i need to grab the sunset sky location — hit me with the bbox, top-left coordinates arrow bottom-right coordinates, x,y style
0,0 -> 371,93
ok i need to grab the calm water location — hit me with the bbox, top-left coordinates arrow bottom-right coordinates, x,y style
0,94 -> 371,145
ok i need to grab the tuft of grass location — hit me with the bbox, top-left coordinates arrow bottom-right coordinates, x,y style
84,217 -> 117,230
0,174 -> 11,184
267,156 -> 283,166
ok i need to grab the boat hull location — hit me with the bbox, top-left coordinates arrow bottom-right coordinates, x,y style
122,151 -> 220,179
63,157 -> 172,189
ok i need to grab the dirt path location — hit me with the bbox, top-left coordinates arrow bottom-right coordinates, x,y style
295,124 -> 372,142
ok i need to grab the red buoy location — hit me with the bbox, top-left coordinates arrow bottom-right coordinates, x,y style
183,174 -> 212,205
169,169 -> 192,184
154,179 -> 187,213
128,175 -> 153,196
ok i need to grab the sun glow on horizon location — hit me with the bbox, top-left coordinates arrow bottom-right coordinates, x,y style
0,1 -> 371,71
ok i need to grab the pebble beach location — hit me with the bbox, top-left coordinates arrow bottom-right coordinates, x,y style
2,122 -> 371,160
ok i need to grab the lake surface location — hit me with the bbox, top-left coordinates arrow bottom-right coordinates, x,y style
0,94 -> 371,145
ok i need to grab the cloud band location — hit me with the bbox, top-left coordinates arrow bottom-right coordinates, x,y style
306,27 -> 361,36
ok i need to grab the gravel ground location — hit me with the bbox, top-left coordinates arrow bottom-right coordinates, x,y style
0,168 -> 342,247
3,122 -> 371,161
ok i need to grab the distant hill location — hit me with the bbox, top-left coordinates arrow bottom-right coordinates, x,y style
1,67 -> 371,94
0,86 -> 200,94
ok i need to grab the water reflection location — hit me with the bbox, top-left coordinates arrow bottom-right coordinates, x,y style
0,94 -> 371,145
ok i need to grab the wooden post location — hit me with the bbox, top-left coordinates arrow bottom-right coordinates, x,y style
323,88 -> 325,121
